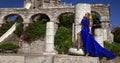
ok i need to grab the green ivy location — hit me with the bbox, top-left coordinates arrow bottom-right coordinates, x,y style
0,22 -> 15,36
25,21 -> 46,41
55,13 -> 74,54
14,23 -> 24,37
55,27 -> 73,54
112,27 -> 120,43
0,43 -> 19,50
59,14 -> 74,28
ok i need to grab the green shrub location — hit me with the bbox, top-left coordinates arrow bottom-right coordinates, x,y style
55,27 -> 73,54
0,22 -> 15,36
59,14 -> 74,28
14,23 -> 24,37
112,26 -> 120,43
0,21 -> 23,38
0,43 -> 20,50
25,21 -> 46,41
104,42 -> 120,56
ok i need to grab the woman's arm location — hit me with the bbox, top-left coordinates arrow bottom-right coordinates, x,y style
89,18 -> 93,27
89,18 -> 93,34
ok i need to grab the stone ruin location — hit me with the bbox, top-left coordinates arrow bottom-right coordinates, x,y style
0,0 -> 114,63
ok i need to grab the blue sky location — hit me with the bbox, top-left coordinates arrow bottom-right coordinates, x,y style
0,0 -> 119,27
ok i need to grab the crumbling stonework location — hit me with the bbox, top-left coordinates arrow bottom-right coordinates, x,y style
0,0 -> 113,53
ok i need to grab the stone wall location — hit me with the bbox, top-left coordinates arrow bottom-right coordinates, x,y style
19,39 -> 45,54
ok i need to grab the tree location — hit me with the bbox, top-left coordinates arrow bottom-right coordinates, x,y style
112,26 -> 120,43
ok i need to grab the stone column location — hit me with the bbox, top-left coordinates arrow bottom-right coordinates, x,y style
23,23 -> 29,31
23,18 -> 30,31
94,28 -> 104,47
74,3 -> 91,43
44,22 -> 56,55
0,18 -> 3,27
69,3 -> 91,55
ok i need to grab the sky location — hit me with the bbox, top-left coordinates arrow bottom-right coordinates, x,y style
0,0 -> 119,27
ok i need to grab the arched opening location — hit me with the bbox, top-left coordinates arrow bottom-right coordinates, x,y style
0,14 -> 24,53
91,11 -> 101,36
55,12 -> 74,54
57,12 -> 74,28
0,14 -> 24,40
30,13 -> 50,23
24,13 -> 50,41
91,11 -> 101,28
3,14 -> 23,23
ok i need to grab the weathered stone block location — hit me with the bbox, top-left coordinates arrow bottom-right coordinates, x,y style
26,55 -> 53,63
0,55 -> 24,63
54,55 -> 99,63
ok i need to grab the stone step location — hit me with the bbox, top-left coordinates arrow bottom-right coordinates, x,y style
54,55 -> 99,63
0,54 -> 99,63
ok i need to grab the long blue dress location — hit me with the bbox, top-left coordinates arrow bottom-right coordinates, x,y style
80,18 -> 116,59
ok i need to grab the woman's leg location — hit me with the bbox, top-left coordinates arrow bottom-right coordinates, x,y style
77,32 -> 81,50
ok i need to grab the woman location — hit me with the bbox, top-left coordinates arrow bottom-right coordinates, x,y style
77,13 -> 116,59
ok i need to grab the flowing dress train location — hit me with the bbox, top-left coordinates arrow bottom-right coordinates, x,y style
80,18 -> 116,59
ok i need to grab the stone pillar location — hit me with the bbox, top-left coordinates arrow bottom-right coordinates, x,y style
94,28 -> 104,47
23,18 -> 30,31
102,29 -> 108,42
23,23 -> 29,31
74,3 -> 91,43
69,3 -> 91,55
0,18 -> 3,27
44,22 -> 56,55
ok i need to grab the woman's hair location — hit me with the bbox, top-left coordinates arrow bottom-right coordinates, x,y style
84,12 -> 93,26
84,13 -> 91,19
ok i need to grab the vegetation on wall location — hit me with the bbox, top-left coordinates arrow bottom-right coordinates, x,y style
25,21 -> 46,41
55,13 -> 74,54
55,27 -> 73,54
0,43 -> 19,50
0,21 -> 15,36
0,21 -> 24,38
112,26 -> 120,43
22,14 -> 49,41
59,14 -> 74,28
14,23 -> 24,37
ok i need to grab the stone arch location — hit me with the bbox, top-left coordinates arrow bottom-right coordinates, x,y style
57,12 -> 74,21
3,14 -> 24,23
91,11 -> 102,36
57,12 -> 75,27
54,12 -> 74,54
91,11 -> 101,27
29,13 -> 50,23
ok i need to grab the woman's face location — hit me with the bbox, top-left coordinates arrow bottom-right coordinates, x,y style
85,13 -> 90,18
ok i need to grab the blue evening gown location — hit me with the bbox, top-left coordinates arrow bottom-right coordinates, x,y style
80,18 -> 116,59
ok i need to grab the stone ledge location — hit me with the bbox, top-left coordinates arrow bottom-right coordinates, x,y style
54,55 -> 99,63
0,55 -> 24,63
0,54 -> 99,63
